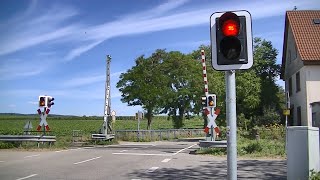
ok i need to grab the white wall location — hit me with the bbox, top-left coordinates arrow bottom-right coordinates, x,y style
307,66 -> 320,126
284,24 -> 307,125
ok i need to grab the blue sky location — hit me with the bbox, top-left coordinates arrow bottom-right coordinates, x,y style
0,0 -> 319,116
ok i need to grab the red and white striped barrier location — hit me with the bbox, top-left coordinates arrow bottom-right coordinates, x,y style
201,49 -> 220,136
201,50 -> 209,97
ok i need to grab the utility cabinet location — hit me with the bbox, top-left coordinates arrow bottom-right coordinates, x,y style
287,126 -> 319,179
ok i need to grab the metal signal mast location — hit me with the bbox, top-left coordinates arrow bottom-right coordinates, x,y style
92,55 -> 115,140
103,55 -> 112,134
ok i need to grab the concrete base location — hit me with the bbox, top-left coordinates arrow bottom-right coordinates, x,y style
91,134 -> 115,140
199,140 -> 227,148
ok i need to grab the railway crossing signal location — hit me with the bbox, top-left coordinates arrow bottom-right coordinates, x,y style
207,94 -> 216,108
38,95 -> 55,108
211,10 -> 253,70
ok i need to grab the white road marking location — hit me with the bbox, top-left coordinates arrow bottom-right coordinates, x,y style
161,158 -> 172,163
73,156 -> 101,165
121,144 -> 156,146
83,147 -> 94,149
55,150 -> 69,153
132,148 -> 138,150
112,152 -> 171,156
24,154 -> 40,158
55,148 -> 84,153
16,174 -> 38,180
120,150 -> 128,152
147,167 -> 159,172
0,161 -> 4,163
172,143 -> 197,156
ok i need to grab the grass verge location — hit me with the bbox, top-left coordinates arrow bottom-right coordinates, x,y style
196,138 -> 285,158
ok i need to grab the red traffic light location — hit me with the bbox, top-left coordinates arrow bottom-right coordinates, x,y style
211,10 -> 253,70
220,12 -> 240,37
222,19 -> 239,36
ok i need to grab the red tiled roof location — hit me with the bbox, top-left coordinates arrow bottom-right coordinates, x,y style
287,10 -> 320,61
281,10 -> 320,79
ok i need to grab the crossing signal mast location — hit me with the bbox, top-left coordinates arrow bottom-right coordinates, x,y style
92,54 -> 115,140
210,10 -> 253,179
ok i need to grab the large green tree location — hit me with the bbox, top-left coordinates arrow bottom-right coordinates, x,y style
160,51 -> 203,128
190,45 -> 261,127
117,38 -> 284,129
252,37 -> 284,125
116,50 -> 167,129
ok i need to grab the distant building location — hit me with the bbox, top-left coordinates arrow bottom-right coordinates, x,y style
280,10 -> 320,126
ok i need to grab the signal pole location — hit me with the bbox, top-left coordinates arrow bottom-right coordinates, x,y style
226,70 -> 237,180
210,10 -> 253,180
103,55 -> 112,134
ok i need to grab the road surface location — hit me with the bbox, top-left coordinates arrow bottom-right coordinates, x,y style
0,141 -> 286,179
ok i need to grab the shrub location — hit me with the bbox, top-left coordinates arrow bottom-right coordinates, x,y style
310,169 -> 320,180
0,142 -> 15,149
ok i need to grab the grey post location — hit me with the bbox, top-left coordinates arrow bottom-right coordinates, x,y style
226,70 -> 237,180
285,92 -> 290,151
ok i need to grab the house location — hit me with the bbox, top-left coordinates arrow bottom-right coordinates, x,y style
281,10 -> 320,127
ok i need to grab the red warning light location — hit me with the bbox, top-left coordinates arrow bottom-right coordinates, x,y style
222,19 -> 239,36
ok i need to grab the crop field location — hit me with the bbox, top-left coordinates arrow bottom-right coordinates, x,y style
0,115 -> 204,134
0,115 -> 286,158
0,115 -> 205,146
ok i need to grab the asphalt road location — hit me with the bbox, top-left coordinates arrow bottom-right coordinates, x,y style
0,141 -> 286,180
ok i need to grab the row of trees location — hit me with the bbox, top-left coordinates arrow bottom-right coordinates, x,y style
116,38 -> 285,129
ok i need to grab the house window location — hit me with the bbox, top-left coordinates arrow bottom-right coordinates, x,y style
289,105 -> 294,126
289,77 -> 292,96
296,72 -> 301,92
297,106 -> 301,126
312,112 -> 316,127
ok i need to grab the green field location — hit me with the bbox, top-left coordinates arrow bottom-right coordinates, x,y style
0,115 -> 286,158
0,115 -> 204,135
0,115 -> 204,146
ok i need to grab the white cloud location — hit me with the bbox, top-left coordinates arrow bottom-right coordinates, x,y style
62,74 -> 105,88
120,0 -> 190,20
0,58 -> 55,80
0,62 -> 40,80
60,71 -> 124,88
28,101 -> 38,105
0,3 -> 79,56
8,104 -> 16,108
64,0 -> 319,61
64,40 -> 104,61
1,0 -> 319,61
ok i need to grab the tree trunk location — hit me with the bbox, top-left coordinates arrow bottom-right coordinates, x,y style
146,109 -> 153,130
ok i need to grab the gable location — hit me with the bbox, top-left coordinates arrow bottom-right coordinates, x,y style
281,10 -> 320,80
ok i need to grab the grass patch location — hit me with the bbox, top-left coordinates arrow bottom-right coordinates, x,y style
197,138 -> 285,158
